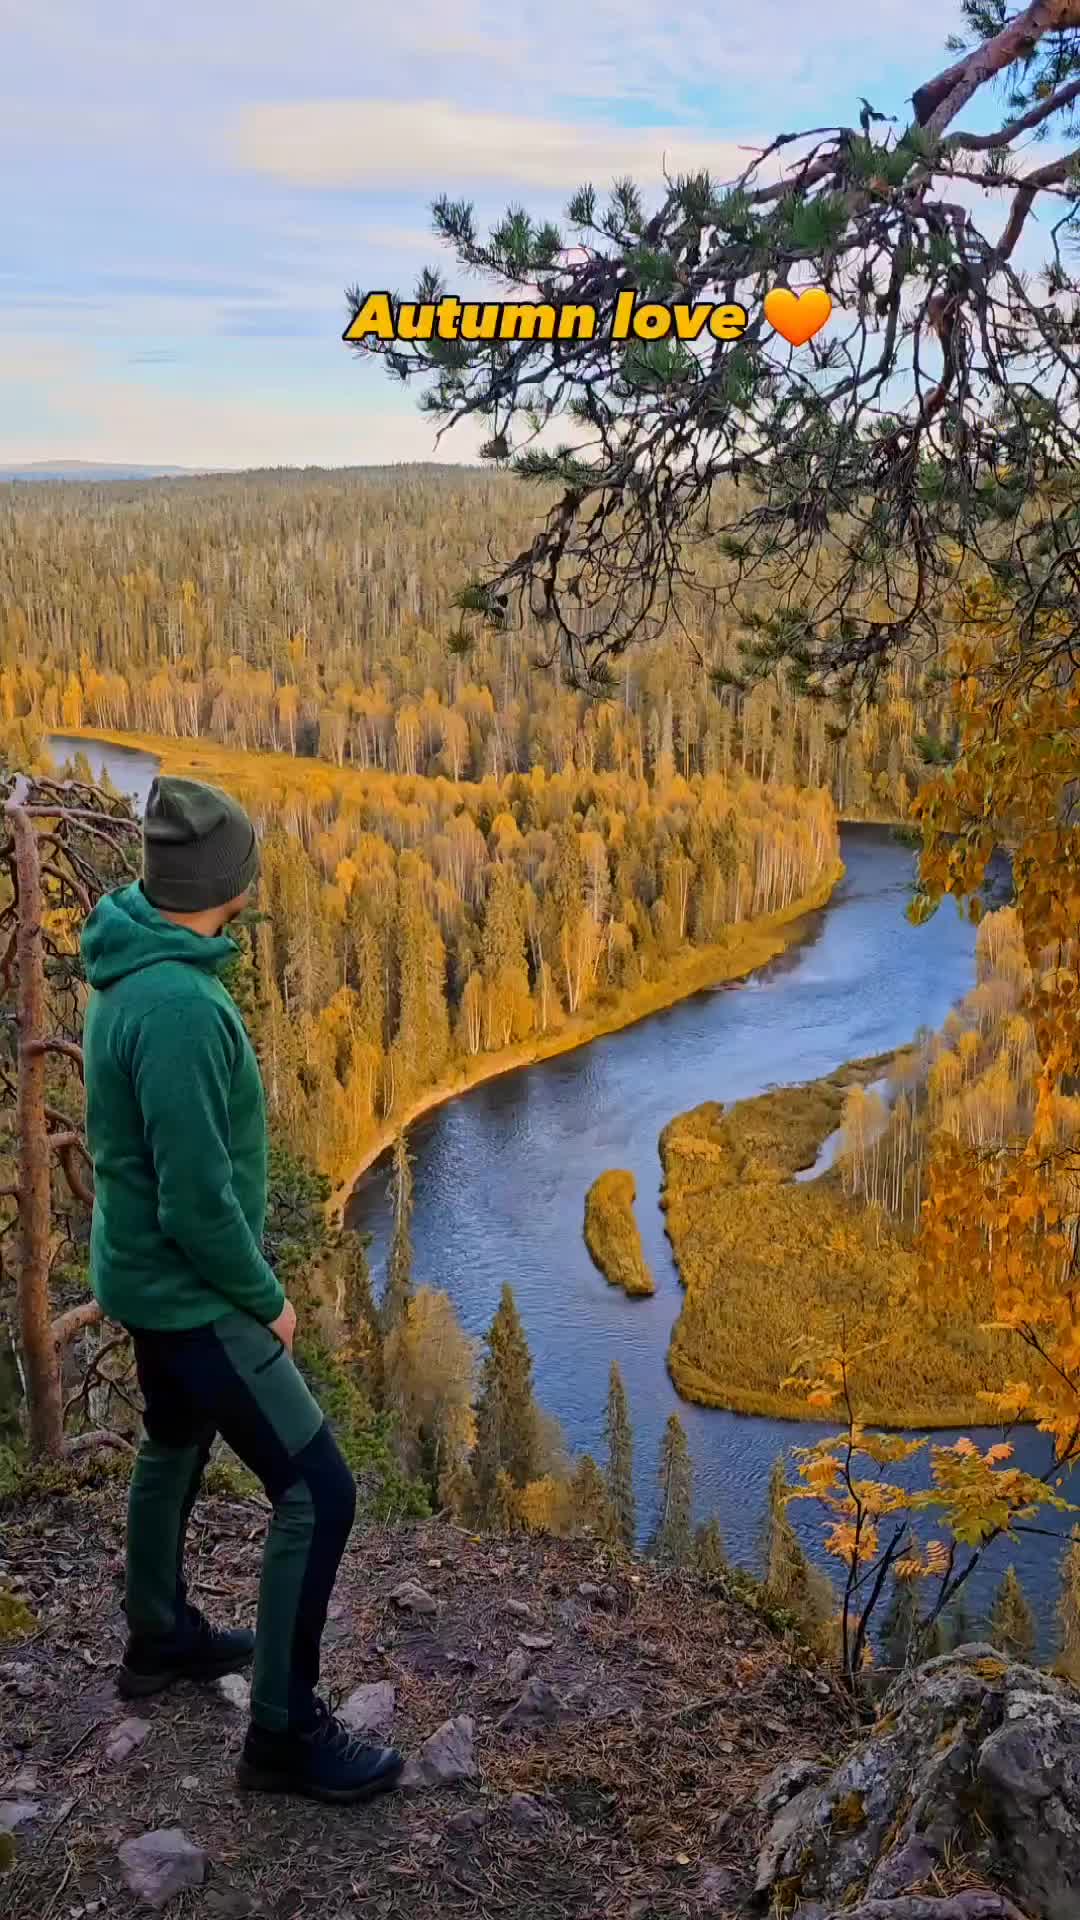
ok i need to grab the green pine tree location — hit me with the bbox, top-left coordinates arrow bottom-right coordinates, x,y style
571,1453 -> 617,1541
649,1413 -> 693,1567
472,1284 -> 541,1520
694,1516 -> 728,1579
940,1594 -> 972,1652
492,1467 -> 521,1532
762,1455 -> 802,1606
761,1453 -> 834,1648
604,1362 -> 636,1550
989,1564 -> 1037,1663
880,1572 -> 921,1671
1056,1527 -> 1080,1684
394,857 -> 450,1088
337,1228 -> 384,1407
382,1130 -> 414,1334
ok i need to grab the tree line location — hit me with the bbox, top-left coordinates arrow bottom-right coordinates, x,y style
0,466 -> 941,817
51,737 -> 834,1190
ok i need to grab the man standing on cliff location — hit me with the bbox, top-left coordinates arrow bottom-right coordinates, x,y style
80,774 -> 403,1805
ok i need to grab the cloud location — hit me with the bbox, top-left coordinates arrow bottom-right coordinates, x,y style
0,335 -> 487,470
231,99 -> 764,192
0,0 -> 1019,466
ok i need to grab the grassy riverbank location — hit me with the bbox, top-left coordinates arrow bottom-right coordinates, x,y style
331,862 -> 843,1213
44,724 -> 356,802
660,1058 -> 1028,1429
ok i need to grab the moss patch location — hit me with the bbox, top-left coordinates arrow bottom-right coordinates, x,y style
967,1656 -> 1008,1682
829,1788 -> 867,1833
0,1584 -> 38,1642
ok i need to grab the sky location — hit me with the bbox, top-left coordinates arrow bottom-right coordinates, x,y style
2,2 -> 977,470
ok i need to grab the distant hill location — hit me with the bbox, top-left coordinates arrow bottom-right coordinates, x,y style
0,461 -> 483,484
0,461 -> 203,481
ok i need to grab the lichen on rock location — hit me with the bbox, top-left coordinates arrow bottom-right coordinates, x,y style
754,1644 -> 1080,1920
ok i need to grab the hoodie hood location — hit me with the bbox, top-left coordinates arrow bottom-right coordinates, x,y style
81,881 -> 238,990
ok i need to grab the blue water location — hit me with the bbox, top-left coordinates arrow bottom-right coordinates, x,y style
46,732 -> 160,813
347,827 -> 1072,1641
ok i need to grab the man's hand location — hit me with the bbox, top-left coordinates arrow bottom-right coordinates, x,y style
268,1297 -> 297,1352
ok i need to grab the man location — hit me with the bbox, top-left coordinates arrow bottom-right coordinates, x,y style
80,774 -> 403,1805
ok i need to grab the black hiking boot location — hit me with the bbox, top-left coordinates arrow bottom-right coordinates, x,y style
118,1605 -> 255,1699
236,1695 -> 404,1804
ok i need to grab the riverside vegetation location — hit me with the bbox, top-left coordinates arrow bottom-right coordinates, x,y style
661,905 -> 1049,1430
583,1169 -> 655,1297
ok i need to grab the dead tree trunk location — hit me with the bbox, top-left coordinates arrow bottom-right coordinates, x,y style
7,777 -> 63,1456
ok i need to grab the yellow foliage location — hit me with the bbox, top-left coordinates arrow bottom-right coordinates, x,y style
517,1474 -> 576,1536
584,1169 -> 655,1297
661,1066 -> 1030,1427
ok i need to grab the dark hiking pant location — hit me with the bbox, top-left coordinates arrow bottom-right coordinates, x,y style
125,1310 -> 356,1731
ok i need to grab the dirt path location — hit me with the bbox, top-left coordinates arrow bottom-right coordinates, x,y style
1,1492 -> 844,1918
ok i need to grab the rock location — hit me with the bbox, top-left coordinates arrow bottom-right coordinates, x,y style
517,1632 -> 554,1651
561,1681 -> 594,1712
0,1801 -> 40,1832
0,1661 -> 37,1699
753,1645 -> 1080,1920
755,1779 -> 828,1899
203,1894 -> 254,1919
496,1677 -> 566,1732
507,1791 -> 551,1829
117,1828 -> 207,1909
216,1673 -> 251,1712
105,1717 -> 152,1764
505,1599 -> 532,1619
400,1716 -> 476,1790
755,1755 -> 827,1816
832,1900 -> 1029,1920
338,1681 -> 396,1737
578,1582 -> 600,1600
445,1806 -> 488,1838
179,1775 -> 200,1792
697,1863 -> 736,1910
503,1647 -> 533,1688
391,1581 -> 438,1617
10,1766 -> 39,1793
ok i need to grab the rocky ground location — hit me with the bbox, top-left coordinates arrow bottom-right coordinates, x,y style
0,1486 -> 846,1919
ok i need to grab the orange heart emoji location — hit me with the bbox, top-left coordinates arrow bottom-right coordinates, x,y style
763,286 -> 832,347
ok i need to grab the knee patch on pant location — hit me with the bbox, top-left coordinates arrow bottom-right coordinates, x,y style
288,1420 -> 356,1539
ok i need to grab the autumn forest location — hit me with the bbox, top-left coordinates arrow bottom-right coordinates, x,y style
3,454 -> 1080,1681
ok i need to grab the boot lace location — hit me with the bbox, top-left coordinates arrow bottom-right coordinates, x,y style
305,1688 -> 378,1760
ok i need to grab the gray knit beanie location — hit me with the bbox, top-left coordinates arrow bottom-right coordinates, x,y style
142,776 -> 259,912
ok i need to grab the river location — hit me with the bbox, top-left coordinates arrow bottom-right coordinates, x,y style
46,735 -> 1076,1640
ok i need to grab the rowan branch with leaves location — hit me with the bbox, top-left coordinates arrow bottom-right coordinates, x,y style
785,1323 -> 1075,1685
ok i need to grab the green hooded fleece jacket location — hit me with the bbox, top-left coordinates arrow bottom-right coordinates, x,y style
81,881 -> 286,1332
